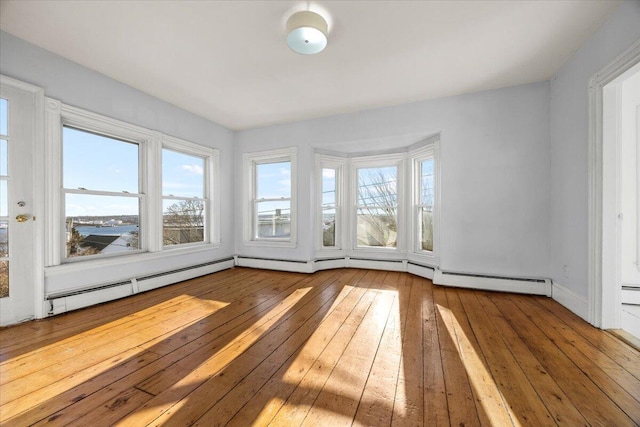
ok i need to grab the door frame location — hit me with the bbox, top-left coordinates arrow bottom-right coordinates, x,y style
0,74 -> 46,323
588,39 -> 640,328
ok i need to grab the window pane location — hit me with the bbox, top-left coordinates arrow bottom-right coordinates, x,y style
162,149 -> 205,198
0,260 -> 7,298
420,159 -> 434,207
0,181 -> 6,216
63,127 -> 139,193
322,207 -> 336,247
256,161 -> 291,199
0,139 -> 7,176
0,99 -> 7,136
420,207 -> 433,252
356,207 -> 397,248
256,200 -> 290,238
322,168 -> 336,206
65,193 -> 139,258
0,220 -> 7,257
163,199 -> 205,246
357,166 -> 397,207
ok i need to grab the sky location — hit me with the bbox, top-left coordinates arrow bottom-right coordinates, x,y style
63,126 -> 292,219
63,127 -> 206,218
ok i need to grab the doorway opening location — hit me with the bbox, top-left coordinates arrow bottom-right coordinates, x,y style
591,40 -> 640,341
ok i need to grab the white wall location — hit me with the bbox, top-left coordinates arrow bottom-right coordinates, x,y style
0,31 -> 235,295
549,0 -> 640,298
235,81 -> 552,280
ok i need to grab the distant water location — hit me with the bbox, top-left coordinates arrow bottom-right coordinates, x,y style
75,225 -> 139,236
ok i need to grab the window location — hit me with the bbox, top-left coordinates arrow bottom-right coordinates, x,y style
244,148 -> 297,246
63,126 -> 142,259
315,137 -> 439,261
162,148 -> 206,247
316,155 -> 344,252
418,158 -> 434,251
48,103 -> 219,264
356,165 -> 399,248
411,141 -> 439,258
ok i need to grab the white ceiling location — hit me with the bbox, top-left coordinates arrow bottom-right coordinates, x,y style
0,0 -> 622,130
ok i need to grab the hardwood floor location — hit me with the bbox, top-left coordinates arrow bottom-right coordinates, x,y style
0,267 -> 639,426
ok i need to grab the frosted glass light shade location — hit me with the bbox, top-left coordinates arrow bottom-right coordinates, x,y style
286,11 -> 328,55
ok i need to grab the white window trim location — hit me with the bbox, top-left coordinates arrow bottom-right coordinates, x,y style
313,137 -> 440,265
243,147 -> 297,248
160,134 -> 220,250
44,99 -> 220,269
54,104 -> 153,263
350,153 -> 405,254
409,139 -> 440,264
315,154 -> 346,256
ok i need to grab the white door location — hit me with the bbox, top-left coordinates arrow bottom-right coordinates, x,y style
0,78 -> 39,326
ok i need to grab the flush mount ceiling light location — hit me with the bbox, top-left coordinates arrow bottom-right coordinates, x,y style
286,10 -> 328,55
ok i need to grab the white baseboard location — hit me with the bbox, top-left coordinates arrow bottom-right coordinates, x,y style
407,263 -> 435,280
235,256 -> 314,273
551,282 -> 589,320
434,270 -> 551,296
44,259 -> 235,316
621,287 -> 640,305
346,258 -> 405,271
621,304 -> 640,339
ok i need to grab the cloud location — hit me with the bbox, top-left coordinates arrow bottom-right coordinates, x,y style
322,169 -> 335,178
182,164 -> 203,176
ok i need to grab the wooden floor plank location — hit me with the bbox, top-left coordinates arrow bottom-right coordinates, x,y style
16,270 -> 324,426
511,294 -> 640,422
456,289 -> 556,426
191,269 -> 369,426
112,269 -> 348,426
535,295 -> 640,381
389,274 -> 423,427
489,292 -> 636,426
473,291 -> 588,426
261,271 -> 385,426
0,268 -> 259,356
1,268 -> 639,427
421,278 -> 449,427
432,286 -> 481,426
352,272 -> 407,427
299,273 -> 396,426
196,269 -> 370,426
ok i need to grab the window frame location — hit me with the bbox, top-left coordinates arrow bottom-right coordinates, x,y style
315,154 -> 346,255
314,137 -> 440,264
45,101 -> 220,267
409,138 -> 440,263
159,135 -> 219,250
243,147 -> 297,247
350,153 -> 405,253
59,109 -> 151,263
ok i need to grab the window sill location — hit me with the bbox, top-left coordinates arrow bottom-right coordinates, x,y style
243,239 -> 297,248
46,242 -> 222,276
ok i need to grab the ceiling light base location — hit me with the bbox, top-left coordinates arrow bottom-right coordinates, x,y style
286,11 -> 328,55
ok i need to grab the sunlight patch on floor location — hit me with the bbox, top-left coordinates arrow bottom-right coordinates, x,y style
436,303 -> 521,427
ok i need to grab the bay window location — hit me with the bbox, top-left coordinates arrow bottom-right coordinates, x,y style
314,136 -> 439,261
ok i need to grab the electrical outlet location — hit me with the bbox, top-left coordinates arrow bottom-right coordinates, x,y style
563,264 -> 569,279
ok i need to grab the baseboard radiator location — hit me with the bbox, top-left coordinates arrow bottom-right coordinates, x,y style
434,269 -> 551,296
46,257 -> 235,316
